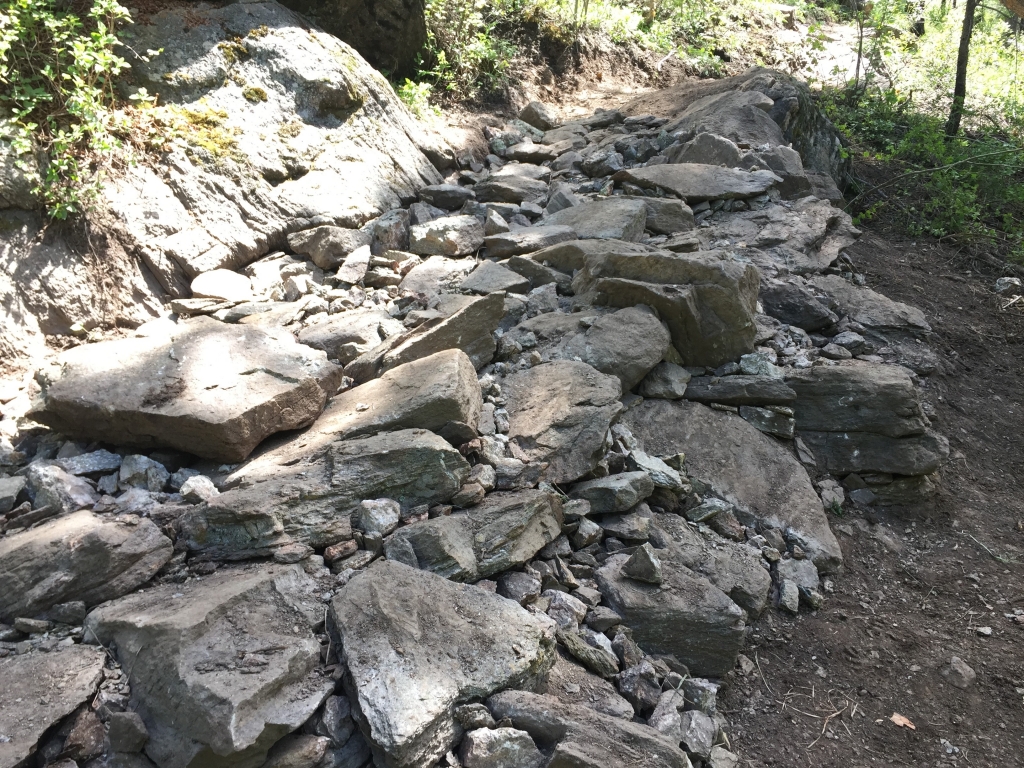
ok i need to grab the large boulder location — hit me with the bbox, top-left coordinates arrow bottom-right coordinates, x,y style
181,429 -> 469,560
545,198 -> 648,241
487,691 -> 692,768
328,560 -> 556,768
559,306 -> 672,391
613,165 -> 780,202
799,430 -> 949,476
0,646 -> 107,768
683,375 -> 796,406
28,318 -> 342,463
809,274 -> 932,336
0,511 -> 173,621
501,361 -> 622,484
621,400 -> 842,573
385,489 -> 564,581
567,241 -> 760,368
84,565 -> 334,768
297,309 -> 404,365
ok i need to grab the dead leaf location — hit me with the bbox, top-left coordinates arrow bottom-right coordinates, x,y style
890,713 -> 916,730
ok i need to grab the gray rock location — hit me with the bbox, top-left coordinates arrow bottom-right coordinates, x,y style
260,734 -> 329,768
497,571 -> 542,605
738,405 -> 795,439
681,678 -> 719,715
178,474 -> 219,503
622,543 -> 663,584
460,727 -> 544,768
119,455 -> 170,492
560,306 -> 671,390
0,475 -> 26,514
319,733 -> 370,768
384,489 -> 563,581
355,498 -> 400,536
0,645 -> 106,768
760,281 -> 839,332
0,511 -> 172,621
595,552 -> 746,676
617,660 -> 662,714
667,131 -> 745,167
684,375 -> 797,406
598,512 -> 651,541
108,712 -> 150,754
679,710 -> 716,759
328,561 -> 556,768
626,451 -> 684,491
56,449 -> 122,476
637,362 -> 691,400
571,472 -> 654,514
614,164 -> 779,202
506,255 -> 573,293
810,275 -> 931,335
637,198 -> 695,235
621,400 -> 842,573
484,209 -> 511,236
545,183 -> 580,215
29,317 -> 341,463
571,516 -> 603,549
568,242 -> 760,368
708,746 -> 740,768
502,361 -> 622,484
546,198 -> 647,242
297,309 -> 404,365
409,215 -> 484,257
542,647 -> 633,719
776,557 -> 819,600
546,590 -> 588,629
419,184 -> 476,210
24,463 -> 99,514
482,226 -> 577,259
941,656 -> 977,689
558,629 -> 620,678
787,364 -> 928,438
287,226 -> 372,271
475,174 -> 549,205
461,261 -> 531,294
778,579 -> 800,613
85,565 -> 333,768
182,429 -> 468,560
798,430 -> 949,476
487,690 -> 692,768
520,101 -> 559,131
581,148 -> 624,178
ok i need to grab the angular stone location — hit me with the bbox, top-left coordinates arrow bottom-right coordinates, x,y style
760,281 -> 838,332
57,449 -> 123,476
739,405 -> 795,439
501,361 -> 622,484
637,362 -> 691,400
190,269 -> 253,303
506,255 -> 573,293
336,245 -> 373,285
0,511 -> 172,621
287,226 -> 372,270
626,451 -> 684,491
684,375 -> 797,406
260,735 -> 329,768
85,565 -> 332,768
460,727 -> 544,768
571,472 -> 654,514
461,262 -> 531,294
29,318 -> 341,463
799,430 -> 949,476
569,243 -> 759,368
598,512 -> 651,541
317,349 -> 482,440
617,660 -> 662,714
474,175 -> 549,205
542,648 -> 633,719
488,691 -> 692,768
497,571 -> 542,605
621,400 -> 842,573
622,543 -> 663,584
119,455 -> 170,492
409,215 -> 484,257
328,561 -> 556,768
680,710 -> 716,759
596,551 -> 745,677
637,198 -> 695,235
108,712 -> 150,754
182,429 -> 468,560
0,645 -> 106,768
0,475 -> 25,515
557,629 -> 619,678
786,364 -> 928,438
614,164 -> 779,202
941,657 -> 977,690
179,475 -> 219,503
810,275 -> 931,334
298,309 -> 404,365
482,226 -> 577,259
520,101 -> 559,131
546,198 -> 647,242
418,184 -> 476,210
384,490 -> 563,582
24,462 -> 99,514
560,306 -> 671,391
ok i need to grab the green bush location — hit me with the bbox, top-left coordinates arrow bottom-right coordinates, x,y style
0,0 -> 132,219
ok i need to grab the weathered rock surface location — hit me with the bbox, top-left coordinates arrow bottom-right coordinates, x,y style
488,691 -> 692,768
799,430 -> 949,476
545,198 -> 647,241
482,227 -> 577,260
559,306 -> 671,390
328,561 -> 556,768
85,565 -> 334,768
542,649 -> 635,719
622,400 -> 842,572
614,165 -> 780,202
182,429 -> 468,559
683,375 -> 797,406
501,361 -> 622,484
297,309 -> 404,365
0,646 -> 107,768
29,318 -> 342,463
384,490 -> 563,581
810,275 -> 931,335
0,511 -> 173,621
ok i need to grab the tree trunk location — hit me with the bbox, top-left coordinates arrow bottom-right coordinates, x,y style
945,0 -> 980,136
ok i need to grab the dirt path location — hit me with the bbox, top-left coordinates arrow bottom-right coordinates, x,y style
720,231 -> 1024,768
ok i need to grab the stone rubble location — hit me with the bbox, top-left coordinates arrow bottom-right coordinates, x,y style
0,16 -> 951,768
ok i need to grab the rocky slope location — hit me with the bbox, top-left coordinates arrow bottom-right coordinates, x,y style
0,5 -> 950,768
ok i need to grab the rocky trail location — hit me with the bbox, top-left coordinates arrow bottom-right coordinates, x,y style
1,2 -> 1022,768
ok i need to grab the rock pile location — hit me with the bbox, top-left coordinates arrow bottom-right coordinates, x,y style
0,7 -> 948,768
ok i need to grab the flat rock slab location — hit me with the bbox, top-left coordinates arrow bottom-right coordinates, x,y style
559,306 -> 671,391
683,375 -> 797,406
0,510 -> 173,621
482,227 -> 577,259
809,274 -> 931,334
0,645 -> 107,768
297,309 -> 404,366
501,361 -> 622,484
320,349 -> 482,440
460,262 -> 531,294
328,560 -> 556,768
385,489 -> 563,581
799,430 -> 949,476
614,164 -> 780,202
596,551 -> 746,677
85,565 -> 333,768
29,317 -> 342,463
487,691 -> 692,768
182,429 -> 468,560
621,400 -> 842,573
786,363 -> 928,438
545,198 -> 648,241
